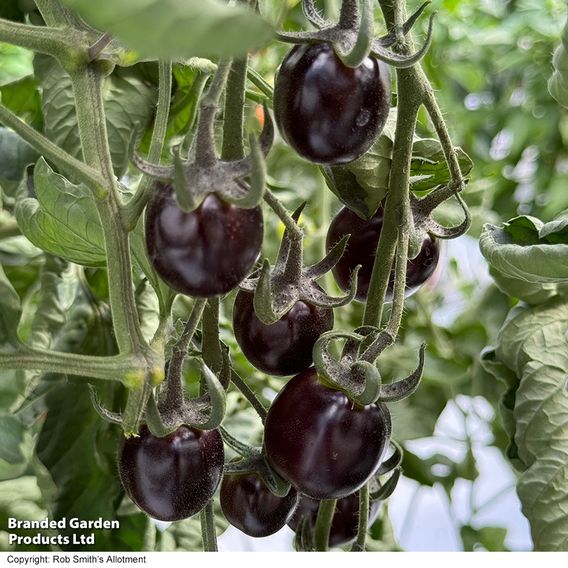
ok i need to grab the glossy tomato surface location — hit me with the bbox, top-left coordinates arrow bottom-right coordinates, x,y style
263,368 -> 391,499
288,492 -> 381,548
326,206 -> 440,302
118,425 -> 224,521
220,470 -> 299,538
233,290 -> 334,376
274,43 -> 391,165
145,185 -> 263,297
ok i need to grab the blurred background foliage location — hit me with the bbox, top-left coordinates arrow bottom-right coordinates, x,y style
0,0 -> 566,552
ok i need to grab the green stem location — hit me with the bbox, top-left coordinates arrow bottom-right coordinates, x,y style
0,348 -> 142,385
350,486 -> 370,552
200,501 -> 218,552
0,104 -> 105,191
230,370 -> 268,422
34,0 -> 76,27
165,299 -> 207,406
314,499 -> 336,551
194,58 -> 232,167
362,81 -> 419,329
202,298 -> 224,375
264,189 -> 303,240
122,60 -> 173,230
386,219 -> 410,337
0,17 -> 82,62
222,58 -> 248,161
69,66 -> 145,354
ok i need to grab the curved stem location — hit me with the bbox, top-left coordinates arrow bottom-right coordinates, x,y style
314,499 -> 336,551
202,298 -> 224,375
122,60 -> 173,230
0,103 -> 105,192
386,221 -> 410,337
230,370 -> 267,422
351,485 -> 370,552
222,57 -> 248,161
264,189 -> 304,240
165,299 -> 207,406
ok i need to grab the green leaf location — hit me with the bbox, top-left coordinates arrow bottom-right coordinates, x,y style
61,0 -> 274,59
0,414 -> 30,481
35,57 -> 157,178
461,525 -> 508,551
15,159 -> 174,310
0,42 -> 33,86
0,76 -> 43,131
479,214 -> 568,302
0,127 -> 39,195
0,263 -> 22,349
15,158 -> 107,266
486,298 -> 568,550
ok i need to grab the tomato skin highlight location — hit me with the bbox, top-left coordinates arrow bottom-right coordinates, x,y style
326,206 -> 440,302
263,368 -> 391,500
233,290 -> 334,376
220,470 -> 299,538
273,43 -> 391,165
145,184 -> 263,298
118,425 -> 224,522
288,492 -> 381,548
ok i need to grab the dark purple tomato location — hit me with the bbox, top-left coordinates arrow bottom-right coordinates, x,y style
273,43 -> 391,165
118,425 -> 224,521
145,184 -> 263,297
326,206 -> 440,302
263,368 -> 391,500
288,492 -> 381,548
220,470 -> 299,538
233,289 -> 334,376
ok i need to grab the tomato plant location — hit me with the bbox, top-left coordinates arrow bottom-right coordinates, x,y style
1,0 -> 561,555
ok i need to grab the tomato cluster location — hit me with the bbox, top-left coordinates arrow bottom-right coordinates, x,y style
123,39 -> 438,547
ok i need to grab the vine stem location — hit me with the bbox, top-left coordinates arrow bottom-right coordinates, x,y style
122,60 -> 173,230
222,57 -> 248,161
0,349 -> 143,386
165,299 -> 207,407
351,486 -> 370,552
230,370 -> 268,422
362,83 -> 419,329
0,218 -> 20,239
0,104 -> 105,191
264,189 -> 304,240
200,501 -> 218,551
69,66 -> 146,354
314,499 -> 336,551
0,17 -> 81,63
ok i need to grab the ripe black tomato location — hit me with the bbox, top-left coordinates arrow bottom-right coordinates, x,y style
263,368 -> 391,500
118,425 -> 224,522
145,184 -> 263,297
273,43 -> 391,165
220,470 -> 299,538
233,289 -> 334,376
288,492 -> 381,548
326,206 -> 440,302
